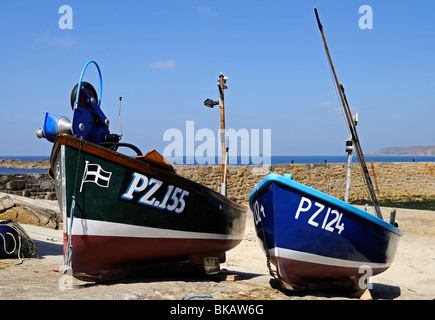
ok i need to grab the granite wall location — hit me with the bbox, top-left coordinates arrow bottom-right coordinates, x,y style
0,174 -> 56,200
175,162 -> 435,205
1,162 -> 434,206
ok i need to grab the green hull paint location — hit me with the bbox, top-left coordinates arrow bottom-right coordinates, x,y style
56,137 -> 246,238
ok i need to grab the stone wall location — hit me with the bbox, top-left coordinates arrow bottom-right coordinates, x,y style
0,174 -> 56,200
174,162 -> 435,205
1,162 -> 434,206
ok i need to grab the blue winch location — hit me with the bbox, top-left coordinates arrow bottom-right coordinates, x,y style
36,60 -> 119,147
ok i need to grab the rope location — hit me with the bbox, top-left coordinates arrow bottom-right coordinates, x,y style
0,232 -> 17,255
63,139 -> 82,272
254,186 -> 300,290
64,196 -> 75,268
0,220 -> 37,266
184,295 -> 213,300
254,186 -> 280,282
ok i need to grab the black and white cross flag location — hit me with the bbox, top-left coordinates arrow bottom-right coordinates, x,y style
79,161 -> 112,192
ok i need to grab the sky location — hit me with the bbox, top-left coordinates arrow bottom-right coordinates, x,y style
0,0 -> 434,159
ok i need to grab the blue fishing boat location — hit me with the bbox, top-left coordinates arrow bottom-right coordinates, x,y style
248,8 -> 403,291
249,173 -> 402,290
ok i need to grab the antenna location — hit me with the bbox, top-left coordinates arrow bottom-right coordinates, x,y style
118,97 -> 123,137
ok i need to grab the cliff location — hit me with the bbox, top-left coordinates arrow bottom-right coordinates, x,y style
375,146 -> 435,156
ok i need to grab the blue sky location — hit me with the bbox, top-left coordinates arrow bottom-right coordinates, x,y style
0,0 -> 434,158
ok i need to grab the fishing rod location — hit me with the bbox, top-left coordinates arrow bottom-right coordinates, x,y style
314,7 -> 383,220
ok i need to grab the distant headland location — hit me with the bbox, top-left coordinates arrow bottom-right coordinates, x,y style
0,158 -> 50,169
372,145 -> 435,156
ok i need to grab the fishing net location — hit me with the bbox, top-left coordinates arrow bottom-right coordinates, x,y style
0,219 -> 37,265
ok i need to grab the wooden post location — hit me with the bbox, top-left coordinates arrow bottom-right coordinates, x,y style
217,73 -> 228,191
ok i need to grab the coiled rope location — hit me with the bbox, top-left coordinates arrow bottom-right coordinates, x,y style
0,231 -> 17,255
0,220 -> 37,266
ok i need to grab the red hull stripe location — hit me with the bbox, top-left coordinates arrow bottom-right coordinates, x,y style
270,247 -> 391,270
68,217 -> 244,240
275,256 -> 388,286
68,234 -> 241,278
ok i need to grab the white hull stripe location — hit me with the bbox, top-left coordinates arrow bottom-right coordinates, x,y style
270,247 -> 391,269
69,217 -> 243,241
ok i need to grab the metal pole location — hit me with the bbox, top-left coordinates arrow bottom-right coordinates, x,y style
345,114 -> 358,203
344,123 -> 354,202
344,145 -> 353,203
314,8 -> 383,220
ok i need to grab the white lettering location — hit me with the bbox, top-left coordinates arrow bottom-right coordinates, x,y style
166,187 -> 182,211
175,190 -> 189,213
226,128 -> 250,164
295,197 -> 345,235
158,185 -> 174,209
321,207 -> 331,229
358,265 -> 373,289
58,5 -> 73,30
122,173 -> 189,213
170,304 -> 204,317
251,129 -> 271,165
58,265 -> 73,289
214,304 -> 264,315
194,128 -> 215,165
186,120 -> 195,164
253,200 -> 265,225
295,197 -> 312,219
162,120 -> 272,165
163,128 -> 184,164
121,172 -> 148,200
359,5 -> 373,30
138,178 -> 162,206
308,202 -> 324,227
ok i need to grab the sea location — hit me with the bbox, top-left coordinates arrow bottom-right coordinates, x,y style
0,155 -> 434,174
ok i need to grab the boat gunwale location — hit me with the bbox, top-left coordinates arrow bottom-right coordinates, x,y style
50,134 -> 246,213
249,173 -> 403,236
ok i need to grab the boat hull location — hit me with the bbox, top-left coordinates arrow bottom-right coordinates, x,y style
249,173 -> 402,290
51,134 -> 246,281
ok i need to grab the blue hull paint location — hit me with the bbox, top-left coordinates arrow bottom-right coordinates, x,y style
249,173 -> 402,289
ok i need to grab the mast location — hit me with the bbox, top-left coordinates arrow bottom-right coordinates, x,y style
314,8 -> 383,220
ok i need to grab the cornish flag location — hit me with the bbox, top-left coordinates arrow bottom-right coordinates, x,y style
80,161 -> 112,192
